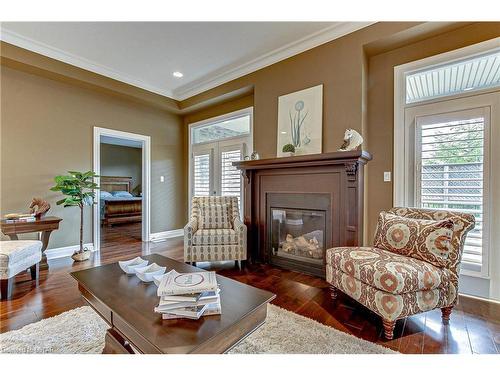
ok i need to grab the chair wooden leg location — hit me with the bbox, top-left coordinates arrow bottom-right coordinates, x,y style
382,319 -> 396,340
30,262 -> 39,281
441,306 -> 453,325
0,277 -> 13,300
329,285 -> 338,301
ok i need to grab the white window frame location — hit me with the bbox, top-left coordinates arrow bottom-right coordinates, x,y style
187,107 -> 253,215
394,38 -> 500,300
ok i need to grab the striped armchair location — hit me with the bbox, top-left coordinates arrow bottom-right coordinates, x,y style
184,196 -> 247,268
326,207 -> 475,339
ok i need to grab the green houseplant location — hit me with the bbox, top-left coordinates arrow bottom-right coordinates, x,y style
282,143 -> 296,156
50,171 -> 99,261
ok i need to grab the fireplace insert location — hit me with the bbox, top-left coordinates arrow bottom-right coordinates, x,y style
267,193 -> 331,276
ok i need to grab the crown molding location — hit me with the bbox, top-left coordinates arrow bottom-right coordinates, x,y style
1,22 -> 374,102
173,22 -> 375,100
0,28 -> 174,98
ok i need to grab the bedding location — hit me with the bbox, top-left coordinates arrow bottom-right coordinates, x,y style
99,176 -> 142,226
111,191 -> 133,198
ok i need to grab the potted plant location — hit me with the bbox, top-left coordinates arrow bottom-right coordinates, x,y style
50,171 -> 99,262
282,143 -> 296,157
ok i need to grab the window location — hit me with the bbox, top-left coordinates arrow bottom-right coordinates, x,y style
189,108 -> 253,216
415,112 -> 488,271
192,115 -> 251,144
406,49 -> 500,104
395,39 -> 500,299
221,149 -> 243,205
193,152 -> 211,197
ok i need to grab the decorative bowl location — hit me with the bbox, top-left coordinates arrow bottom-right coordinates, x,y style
135,263 -> 167,283
118,257 -> 149,274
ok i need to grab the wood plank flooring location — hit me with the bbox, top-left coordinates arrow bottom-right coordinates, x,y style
1,223 -> 499,354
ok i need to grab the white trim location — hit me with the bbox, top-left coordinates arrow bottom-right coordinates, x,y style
45,243 -> 94,260
93,127 -> 151,251
173,22 -> 373,100
150,229 -> 184,242
394,37 -> 500,206
0,28 -> 174,98
0,23 -> 373,101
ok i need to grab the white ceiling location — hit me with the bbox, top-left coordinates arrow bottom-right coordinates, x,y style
0,22 -> 372,100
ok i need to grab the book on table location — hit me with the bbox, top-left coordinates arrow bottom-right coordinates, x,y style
155,270 -> 221,320
157,270 -> 218,296
155,290 -> 220,312
161,300 -> 222,320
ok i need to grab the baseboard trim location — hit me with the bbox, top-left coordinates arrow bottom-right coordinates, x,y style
150,229 -> 183,242
45,243 -> 94,260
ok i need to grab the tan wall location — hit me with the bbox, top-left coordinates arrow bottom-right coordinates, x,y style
181,22 -> 500,244
100,144 -> 142,192
0,66 -> 186,249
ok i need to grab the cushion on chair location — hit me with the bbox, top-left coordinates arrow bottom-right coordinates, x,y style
373,212 -> 454,268
327,266 -> 453,321
0,240 -> 43,265
326,246 -> 450,295
199,204 -> 232,229
0,240 -> 42,279
192,228 -> 239,245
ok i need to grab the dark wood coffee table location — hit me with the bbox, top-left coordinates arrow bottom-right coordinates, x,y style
71,254 -> 275,354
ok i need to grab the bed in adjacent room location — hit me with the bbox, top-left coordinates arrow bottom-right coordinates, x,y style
100,176 -> 142,226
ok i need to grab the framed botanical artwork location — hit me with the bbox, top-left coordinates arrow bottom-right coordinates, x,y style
277,84 -> 323,157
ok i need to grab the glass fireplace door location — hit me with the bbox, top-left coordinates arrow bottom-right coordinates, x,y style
270,207 -> 326,265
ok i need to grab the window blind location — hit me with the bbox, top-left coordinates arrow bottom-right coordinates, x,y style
221,150 -> 242,209
417,117 -> 485,268
193,153 -> 210,197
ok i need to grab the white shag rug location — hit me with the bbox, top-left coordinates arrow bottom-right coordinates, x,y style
0,305 -> 395,354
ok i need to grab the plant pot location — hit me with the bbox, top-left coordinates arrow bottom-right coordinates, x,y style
283,152 -> 295,157
71,250 -> 91,262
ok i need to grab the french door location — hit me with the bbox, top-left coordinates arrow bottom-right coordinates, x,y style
403,92 -> 499,278
191,138 -> 247,213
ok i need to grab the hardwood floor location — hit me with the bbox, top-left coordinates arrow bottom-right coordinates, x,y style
1,222 -> 499,354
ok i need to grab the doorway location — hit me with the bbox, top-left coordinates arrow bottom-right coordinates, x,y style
93,127 -> 151,252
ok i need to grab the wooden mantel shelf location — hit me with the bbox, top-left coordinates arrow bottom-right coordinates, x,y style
233,150 -> 372,171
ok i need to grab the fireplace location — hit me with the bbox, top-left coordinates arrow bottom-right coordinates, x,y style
268,193 -> 330,276
233,150 -> 371,277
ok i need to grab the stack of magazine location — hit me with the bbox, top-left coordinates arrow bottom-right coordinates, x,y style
155,270 -> 221,320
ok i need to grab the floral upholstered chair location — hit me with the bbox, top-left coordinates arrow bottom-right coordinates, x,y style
326,207 -> 475,339
184,196 -> 247,269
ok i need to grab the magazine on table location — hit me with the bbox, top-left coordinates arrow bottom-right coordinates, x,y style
159,304 -> 209,319
161,301 -> 222,320
156,290 -> 220,312
157,269 -> 218,296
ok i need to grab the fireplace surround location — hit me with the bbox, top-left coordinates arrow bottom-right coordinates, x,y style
233,151 -> 371,277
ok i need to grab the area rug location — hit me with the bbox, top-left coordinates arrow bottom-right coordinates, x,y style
0,305 -> 395,354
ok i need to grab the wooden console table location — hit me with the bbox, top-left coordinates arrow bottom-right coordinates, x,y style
1,216 -> 62,268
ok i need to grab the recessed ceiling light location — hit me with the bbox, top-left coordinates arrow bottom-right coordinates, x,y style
173,71 -> 183,78
464,86 -> 475,91
281,131 -> 287,134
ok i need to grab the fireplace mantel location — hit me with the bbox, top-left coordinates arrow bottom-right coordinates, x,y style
233,150 -> 372,172
233,150 -> 372,276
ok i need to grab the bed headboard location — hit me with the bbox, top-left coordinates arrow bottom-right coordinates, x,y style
100,176 -> 133,193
